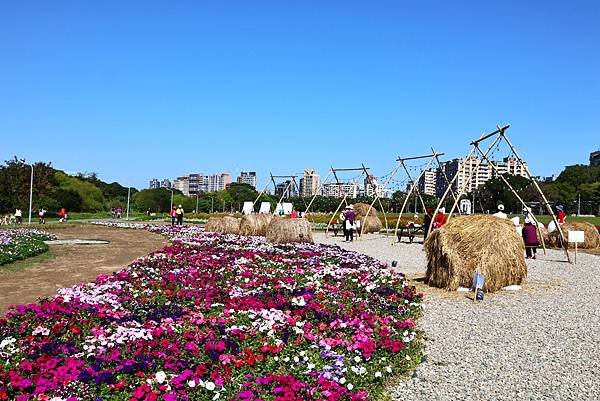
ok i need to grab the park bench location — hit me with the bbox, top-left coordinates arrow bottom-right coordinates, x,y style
397,225 -> 425,243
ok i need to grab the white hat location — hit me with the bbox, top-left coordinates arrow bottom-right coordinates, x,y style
178,205 -> 182,208
348,205 -> 354,210
498,204 -> 505,211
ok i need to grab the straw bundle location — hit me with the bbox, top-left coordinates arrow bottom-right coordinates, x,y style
239,214 -> 275,236
357,215 -> 382,234
353,203 -> 377,217
546,222 -> 600,249
204,216 -> 240,235
424,215 -> 527,292
266,218 -> 313,244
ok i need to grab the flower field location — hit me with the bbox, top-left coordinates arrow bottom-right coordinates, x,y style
0,225 -> 423,400
0,229 -> 57,266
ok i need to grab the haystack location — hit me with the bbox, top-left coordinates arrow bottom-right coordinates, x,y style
266,218 -> 313,244
424,215 -> 527,292
353,203 -> 377,217
546,222 -> 600,249
239,214 -> 275,236
357,215 -> 382,234
204,216 -> 240,235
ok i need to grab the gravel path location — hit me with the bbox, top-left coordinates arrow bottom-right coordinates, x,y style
314,233 -> 600,400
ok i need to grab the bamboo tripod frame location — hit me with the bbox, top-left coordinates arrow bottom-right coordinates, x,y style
429,124 -> 571,263
386,151 -> 460,242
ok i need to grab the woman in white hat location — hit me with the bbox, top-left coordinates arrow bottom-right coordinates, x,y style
492,204 -> 507,219
343,205 -> 356,242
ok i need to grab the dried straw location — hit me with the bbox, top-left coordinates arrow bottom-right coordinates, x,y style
266,218 -> 314,244
357,215 -> 382,234
204,216 -> 240,235
424,215 -> 527,292
546,222 -> 600,249
239,214 -> 275,236
353,203 -> 377,217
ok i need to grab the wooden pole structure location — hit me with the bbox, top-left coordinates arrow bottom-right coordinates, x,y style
360,161 -> 404,237
427,128 -> 504,236
498,128 -> 571,263
431,148 -> 460,207
274,175 -> 297,215
326,172 -> 366,234
252,172 -> 275,210
474,143 -> 547,255
304,169 -> 333,221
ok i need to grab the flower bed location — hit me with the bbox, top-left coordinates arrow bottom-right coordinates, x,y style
0,225 -> 422,400
0,229 -> 57,266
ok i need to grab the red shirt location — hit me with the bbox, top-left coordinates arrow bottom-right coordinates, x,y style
557,210 -> 566,224
433,213 -> 447,228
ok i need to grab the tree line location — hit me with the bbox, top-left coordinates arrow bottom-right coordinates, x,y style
2,156 -> 598,216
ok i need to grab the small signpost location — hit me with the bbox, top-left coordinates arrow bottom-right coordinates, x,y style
568,230 -> 585,264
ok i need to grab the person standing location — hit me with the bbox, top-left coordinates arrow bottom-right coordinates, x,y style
343,205 -> 356,242
38,208 -> 46,224
58,207 -> 68,222
556,205 -> 566,224
522,218 -> 539,259
14,208 -> 22,224
116,207 -> 122,219
110,207 -> 116,219
169,206 -> 177,226
423,208 -> 434,240
175,204 -> 184,225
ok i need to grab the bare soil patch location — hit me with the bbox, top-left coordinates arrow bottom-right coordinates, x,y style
0,224 -> 167,315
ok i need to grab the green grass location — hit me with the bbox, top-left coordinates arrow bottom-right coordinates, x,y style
0,248 -> 58,273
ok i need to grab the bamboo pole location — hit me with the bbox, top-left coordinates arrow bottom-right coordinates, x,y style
326,172 -> 365,234
360,161 -> 403,237
304,169 -> 332,220
500,130 -> 571,263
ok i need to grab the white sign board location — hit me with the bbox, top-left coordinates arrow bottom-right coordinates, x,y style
242,202 -> 254,215
568,230 -> 585,243
259,202 -> 271,214
459,199 -> 472,215
275,202 -> 294,215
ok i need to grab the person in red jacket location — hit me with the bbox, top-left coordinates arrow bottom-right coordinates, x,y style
556,205 -> 566,224
432,209 -> 447,229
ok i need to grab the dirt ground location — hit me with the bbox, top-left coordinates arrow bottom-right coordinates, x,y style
0,224 -> 167,316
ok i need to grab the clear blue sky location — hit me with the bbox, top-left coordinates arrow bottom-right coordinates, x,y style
1,1 -> 598,191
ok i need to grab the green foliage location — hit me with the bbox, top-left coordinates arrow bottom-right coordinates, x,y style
133,188 -> 173,213
54,171 -> 106,212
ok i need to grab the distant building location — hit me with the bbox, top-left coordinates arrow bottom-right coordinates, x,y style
149,178 -> 160,189
150,178 -> 172,189
237,171 -> 257,188
208,172 -> 231,192
417,169 -> 437,196
274,180 -> 298,198
173,176 -> 190,195
299,169 -> 321,197
189,173 -> 208,194
590,150 -> 600,166
323,182 -> 359,198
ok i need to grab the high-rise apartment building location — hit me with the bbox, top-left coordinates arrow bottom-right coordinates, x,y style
208,172 -> 231,192
322,182 -> 359,198
299,169 -> 321,197
150,178 -> 172,189
173,176 -> 190,195
274,180 -> 298,198
590,150 -> 600,166
417,169 -> 437,196
237,171 -> 257,188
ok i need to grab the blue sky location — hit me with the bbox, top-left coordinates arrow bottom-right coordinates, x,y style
1,1 -> 598,191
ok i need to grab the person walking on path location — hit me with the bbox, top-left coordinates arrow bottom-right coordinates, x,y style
175,204 -> 184,225
38,208 -> 46,224
169,206 -> 177,226
14,208 -> 23,224
343,205 -> 356,242
58,207 -> 68,222
522,218 -> 540,259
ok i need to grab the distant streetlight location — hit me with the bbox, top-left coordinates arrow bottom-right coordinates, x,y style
167,188 -> 174,211
196,193 -> 199,214
125,186 -> 131,220
28,164 -> 33,224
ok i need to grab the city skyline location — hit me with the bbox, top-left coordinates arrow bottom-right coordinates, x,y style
1,2 -> 598,189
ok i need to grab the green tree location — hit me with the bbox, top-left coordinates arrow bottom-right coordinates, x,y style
133,188 -> 174,212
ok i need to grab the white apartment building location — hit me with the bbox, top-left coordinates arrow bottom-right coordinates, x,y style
300,169 -> 321,197
237,171 -> 257,188
173,176 -> 190,195
208,172 -> 231,192
417,169 -> 437,196
323,182 -> 359,198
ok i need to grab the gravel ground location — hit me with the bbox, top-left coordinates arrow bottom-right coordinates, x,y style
314,233 -> 600,400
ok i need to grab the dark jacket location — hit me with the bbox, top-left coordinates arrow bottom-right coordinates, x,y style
522,223 -> 539,246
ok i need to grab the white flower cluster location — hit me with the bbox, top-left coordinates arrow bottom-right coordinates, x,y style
0,336 -> 18,359
57,281 -> 128,310
83,323 -> 152,355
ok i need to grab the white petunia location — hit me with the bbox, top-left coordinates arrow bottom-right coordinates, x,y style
155,371 -> 167,384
